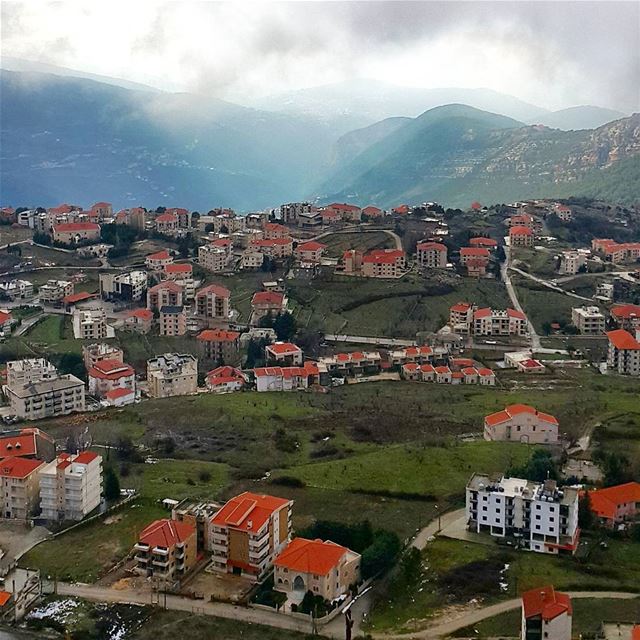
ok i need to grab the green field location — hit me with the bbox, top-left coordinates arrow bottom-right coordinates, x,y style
453,598 -> 640,638
512,246 -> 558,278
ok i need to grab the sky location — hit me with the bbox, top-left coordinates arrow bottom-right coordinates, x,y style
2,1 -> 639,113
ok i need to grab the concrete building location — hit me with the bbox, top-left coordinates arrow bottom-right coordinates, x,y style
449,302 -> 474,333
606,329 -> 640,376
241,250 -> 264,270
484,404 -> 559,444
99,270 -> 147,302
0,457 -> 45,519
469,237 -> 497,250
147,281 -> 184,311
0,428 -> 56,462
52,222 -> 100,245
134,518 -> 197,581
571,306 -> 605,334
39,451 -> 102,521
125,308 -> 154,334
559,250 -> 586,275
205,366 -> 246,393
249,238 -> 293,259
274,538 -> 361,605
81,343 -> 124,370
5,375 -> 86,421
254,362 -> 320,392
510,225 -> 534,247
361,249 -> 406,278
265,342 -> 303,366
250,291 -> 286,323
586,482 -> 640,529
416,242 -> 447,268
195,284 -> 231,327
72,308 -> 115,340
159,305 -> 187,336
88,359 -> 135,399
280,202 -> 312,224
474,308 -> 528,336
197,329 -> 241,365
145,250 -> 173,271
198,244 -> 229,272
154,212 -> 179,234
294,241 -> 327,264
319,351 -> 382,377
610,304 -> 640,332
323,202 -> 361,222
0,279 -> 34,301
521,586 -> 572,640
466,474 -> 579,554
208,492 -> 293,580
147,353 -> 198,398
6,359 -> 58,387
263,222 -> 290,240
38,280 -> 74,305
163,263 -> 195,300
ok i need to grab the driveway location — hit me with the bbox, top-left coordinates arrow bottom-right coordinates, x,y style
0,521 -> 50,573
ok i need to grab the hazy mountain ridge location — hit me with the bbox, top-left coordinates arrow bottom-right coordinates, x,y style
527,105 -> 627,131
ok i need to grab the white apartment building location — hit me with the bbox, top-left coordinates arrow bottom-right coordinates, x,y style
99,270 -> 147,302
606,329 -> 640,376
571,306 -> 605,334
38,280 -> 74,305
146,353 -> 198,398
6,358 -> 58,387
0,457 -> 45,520
88,359 -> 135,398
198,244 -> 228,272
6,375 -> 86,421
81,343 -> 124,370
466,474 -> 579,555
0,279 -> 34,301
241,251 -> 264,270
558,250 -> 586,275
473,308 -> 528,336
39,451 -> 102,521
72,308 -> 115,340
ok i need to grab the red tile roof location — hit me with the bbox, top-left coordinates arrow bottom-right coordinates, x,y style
147,250 -> 171,260
252,291 -> 284,305
485,404 -> 557,426
362,249 -> 404,264
362,206 -> 383,216
296,241 -> 327,252
0,311 -> 12,324
469,237 -> 497,247
522,586 -> 572,622
507,308 -> 526,320
267,342 -> 302,355
0,430 -> 41,457
274,537 -> 350,575
632,625 -> 640,640
89,360 -> 134,380
0,591 -> 11,607
129,308 -> 153,321
461,247 -> 490,257
477,368 -> 494,376
327,203 -> 360,212
74,451 -> 99,464
510,225 -> 533,236
139,518 -> 195,548
196,283 -> 231,298
149,281 -> 183,295
164,263 -> 192,274
62,291 -> 95,304
0,456 -> 44,478
53,222 -> 100,232
587,482 -> 640,521
197,329 -> 240,342
210,492 -> 290,534
105,387 -> 135,400
155,213 -> 178,223
473,307 -> 492,319
607,329 -> 640,350
417,241 -> 446,252
611,304 -> 640,320
450,302 -> 472,313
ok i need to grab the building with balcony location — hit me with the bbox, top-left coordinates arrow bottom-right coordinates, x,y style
558,251 -> 586,275
449,302 -> 474,333
484,404 -> 559,445
610,304 -> 640,332
99,270 -> 147,302
146,353 -> 198,398
5,375 -> 86,421
38,280 -> 74,305
466,475 -> 579,555
6,359 -> 58,387
145,250 -> 173,271
125,308 -> 154,334
416,242 -> 447,268
163,263 -> 195,300
208,492 -> 293,580
198,244 -> 229,272
134,518 -> 197,582
521,586 -> 571,640
205,366 -> 246,394
39,451 -> 102,521
250,291 -> 287,324
318,351 -> 382,377
197,329 -> 241,365
254,361 -> 320,392
274,538 -> 361,605
195,284 -> 231,328
361,249 -> 406,278
294,241 -> 327,264
474,308 -> 528,336
510,225 -> 534,247
147,281 -> 184,311
81,343 -> 124,370
571,306 -> 605,334
88,359 -> 135,399
265,342 -> 303,366
0,279 -> 34,301
72,308 -> 115,340
606,329 -> 640,376
0,457 -> 46,520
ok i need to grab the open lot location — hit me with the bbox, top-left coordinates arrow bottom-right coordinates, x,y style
321,230 -> 395,258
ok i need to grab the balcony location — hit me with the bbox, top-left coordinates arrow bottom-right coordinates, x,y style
152,557 -> 170,568
134,555 -> 149,564
152,546 -> 169,556
134,542 -> 150,552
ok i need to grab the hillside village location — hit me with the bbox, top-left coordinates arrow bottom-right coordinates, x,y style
0,196 -> 639,640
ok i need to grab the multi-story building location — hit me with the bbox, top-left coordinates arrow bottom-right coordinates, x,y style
72,308 -> 115,340
198,244 -> 229,272
147,354 -> 198,398
362,205 -> 383,219
280,202 -> 312,224
125,308 -> 154,334
274,538 -> 361,604
254,362 -> 320,392
39,451 -> 102,521
460,247 -> 490,277
342,249 -> 363,274
558,250 -> 586,275
319,351 -> 382,377
262,222 -> 290,240
88,359 -> 135,399
473,308 -> 528,336
571,306 -> 605,334
388,345 -> 437,367
510,225 -> 534,247
553,204 -> 573,221
38,280 -> 74,305
449,302 -> 474,333
265,342 -> 303,366
610,304 -> 640,332
81,343 -> 123,370
159,306 -> 187,336
5,375 -> 86,421
241,250 -> 265,270
147,281 -> 184,311
195,284 -> 231,327
294,241 -> 327,264
416,242 -> 447,268
469,237 -> 497,250
0,428 -> 56,462
133,518 -> 197,581
0,457 -> 46,519
521,586 -> 572,640
249,238 -> 294,259
0,279 -> 34,301
52,222 -> 101,245
484,404 -> 559,445
250,291 -> 286,323
466,474 -> 579,554
163,263 -> 195,300
6,359 -> 58,387
586,482 -> 640,529
145,250 -> 173,271
361,249 -> 406,278
606,329 -> 640,376
99,270 -> 147,302
205,366 -> 246,393
322,203 -> 361,222
592,239 -> 640,264
154,212 -> 179,234
165,207 -> 191,228
208,492 -> 293,580
196,329 -> 241,364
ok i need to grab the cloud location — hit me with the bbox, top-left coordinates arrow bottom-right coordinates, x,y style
1,1 -> 638,112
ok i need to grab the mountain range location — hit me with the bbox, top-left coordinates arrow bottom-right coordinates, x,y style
0,61 -> 638,210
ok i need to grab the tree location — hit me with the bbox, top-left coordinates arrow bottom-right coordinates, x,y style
57,353 -> 87,381
361,530 -> 401,579
204,223 -> 215,233
104,467 -> 120,502
509,448 -> 559,482
542,321 -> 552,336
273,312 -> 297,341
578,492 -> 595,530
246,337 -> 268,368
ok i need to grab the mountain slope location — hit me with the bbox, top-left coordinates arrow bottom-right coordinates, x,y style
316,106 -> 640,207
528,105 -> 626,131
0,69 -> 334,210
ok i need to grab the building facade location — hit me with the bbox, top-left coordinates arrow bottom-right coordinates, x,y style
484,404 -> 559,444
147,354 -> 198,398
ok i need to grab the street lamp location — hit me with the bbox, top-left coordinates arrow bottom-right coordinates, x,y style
435,504 -> 441,532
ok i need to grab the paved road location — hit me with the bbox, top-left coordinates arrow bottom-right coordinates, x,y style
510,266 -> 591,301
377,591 -> 640,639
325,334 -> 417,347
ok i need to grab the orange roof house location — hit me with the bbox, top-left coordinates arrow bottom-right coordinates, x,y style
522,585 -> 572,622
607,329 -> 640,351
587,482 -> 640,527
274,538 -> 349,575
484,404 -> 558,444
